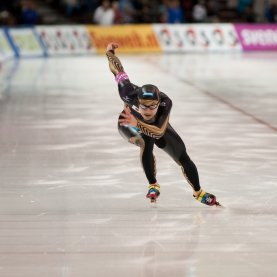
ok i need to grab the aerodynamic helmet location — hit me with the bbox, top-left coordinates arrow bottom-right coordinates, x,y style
137,84 -> 160,105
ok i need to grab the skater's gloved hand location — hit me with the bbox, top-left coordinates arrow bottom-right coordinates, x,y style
119,106 -> 137,127
106,42 -> 119,53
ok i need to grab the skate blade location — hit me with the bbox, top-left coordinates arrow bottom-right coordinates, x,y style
150,198 -> 157,203
215,201 -> 223,207
147,194 -> 158,204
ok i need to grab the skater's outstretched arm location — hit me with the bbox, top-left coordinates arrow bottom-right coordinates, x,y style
106,42 -> 125,76
106,42 -> 170,139
106,42 -> 138,105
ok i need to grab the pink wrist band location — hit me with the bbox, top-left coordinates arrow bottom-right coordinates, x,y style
115,72 -> 129,83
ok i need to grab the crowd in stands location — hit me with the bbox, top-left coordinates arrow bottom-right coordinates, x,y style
0,0 -> 277,26
0,0 -> 40,26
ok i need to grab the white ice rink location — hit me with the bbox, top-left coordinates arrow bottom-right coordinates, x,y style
0,52 -> 277,277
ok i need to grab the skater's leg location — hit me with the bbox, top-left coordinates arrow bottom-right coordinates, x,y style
118,113 -> 157,185
139,137 -> 160,201
155,124 -> 219,206
118,116 -> 160,201
179,152 -> 201,194
140,134 -> 157,185
139,135 -> 160,201
155,124 -> 201,192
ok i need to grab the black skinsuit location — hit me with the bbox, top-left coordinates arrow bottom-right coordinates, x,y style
117,78 -> 201,192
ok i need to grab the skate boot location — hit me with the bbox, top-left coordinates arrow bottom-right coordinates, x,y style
146,184 -> 160,203
193,189 -> 221,206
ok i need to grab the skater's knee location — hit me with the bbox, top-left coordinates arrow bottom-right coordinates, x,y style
118,119 -> 142,144
129,136 -> 145,147
155,138 -> 166,149
179,152 -> 191,163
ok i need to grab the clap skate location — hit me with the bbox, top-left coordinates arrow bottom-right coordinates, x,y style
146,184 -> 160,203
194,189 -> 221,207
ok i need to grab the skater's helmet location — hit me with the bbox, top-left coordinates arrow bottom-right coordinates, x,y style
138,84 -> 160,106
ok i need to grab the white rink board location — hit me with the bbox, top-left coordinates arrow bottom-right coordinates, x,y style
153,23 -> 242,52
36,25 -> 96,56
7,28 -> 45,57
0,29 -> 15,62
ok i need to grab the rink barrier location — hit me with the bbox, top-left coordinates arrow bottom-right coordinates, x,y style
0,29 -> 15,63
5,27 -> 46,58
1,24 -> 277,63
234,24 -> 277,51
36,25 -> 96,56
87,24 -> 161,53
153,23 -> 242,52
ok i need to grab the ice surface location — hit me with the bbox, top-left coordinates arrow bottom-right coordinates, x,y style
0,52 -> 277,277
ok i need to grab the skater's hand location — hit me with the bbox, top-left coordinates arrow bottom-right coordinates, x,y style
119,106 -> 137,127
106,42 -> 119,52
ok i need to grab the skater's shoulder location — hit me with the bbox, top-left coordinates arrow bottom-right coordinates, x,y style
159,91 -> 172,107
160,91 -> 171,100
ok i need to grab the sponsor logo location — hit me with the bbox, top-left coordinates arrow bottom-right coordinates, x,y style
235,24 -> 277,50
87,25 -> 161,53
241,29 -> 277,46
132,105 -> 139,112
122,96 -> 131,102
143,92 -> 154,97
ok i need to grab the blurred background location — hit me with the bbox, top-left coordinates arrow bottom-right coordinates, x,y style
0,0 -> 276,27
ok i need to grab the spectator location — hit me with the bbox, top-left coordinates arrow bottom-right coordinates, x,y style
0,10 -> 16,26
192,0 -> 207,23
265,0 -> 277,22
82,0 -> 98,13
237,0 -> 253,15
112,0 -> 123,24
167,0 -> 184,23
227,0 -> 237,9
243,3 -> 256,22
137,2 -> 152,23
118,0 -> 135,23
93,0 -> 115,25
63,0 -> 80,17
182,0 -> 194,23
158,0 -> 168,23
20,0 -> 40,25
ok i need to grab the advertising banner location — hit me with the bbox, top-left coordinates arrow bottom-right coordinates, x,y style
234,24 -> 277,51
7,28 -> 45,57
153,24 -> 241,52
0,29 -> 15,62
87,25 -> 161,53
36,25 -> 95,56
